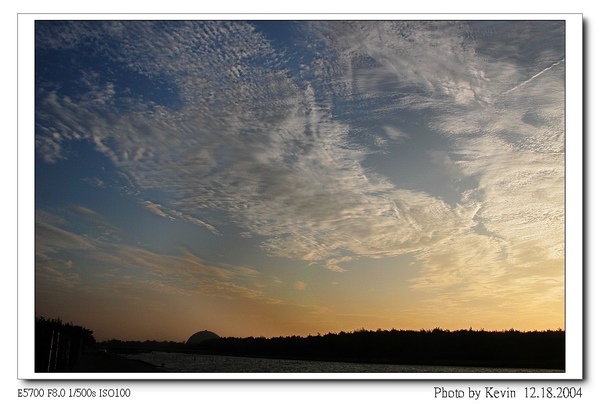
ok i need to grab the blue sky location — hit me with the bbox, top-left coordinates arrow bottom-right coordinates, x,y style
34,20 -> 565,341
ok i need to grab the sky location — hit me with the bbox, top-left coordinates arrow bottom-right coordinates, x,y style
34,19 -> 566,342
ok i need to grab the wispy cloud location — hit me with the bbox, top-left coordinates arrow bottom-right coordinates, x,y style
35,210 -> 278,305
142,200 -> 220,235
35,18 -> 565,314
302,20 -> 565,317
294,281 -> 307,291
504,58 -> 565,94
36,22 -> 469,271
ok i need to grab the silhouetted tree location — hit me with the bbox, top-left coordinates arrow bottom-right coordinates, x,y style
192,328 -> 565,369
35,317 -> 95,372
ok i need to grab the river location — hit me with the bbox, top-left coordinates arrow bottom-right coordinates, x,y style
122,351 -> 564,374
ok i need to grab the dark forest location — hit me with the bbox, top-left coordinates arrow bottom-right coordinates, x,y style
99,327 -> 565,370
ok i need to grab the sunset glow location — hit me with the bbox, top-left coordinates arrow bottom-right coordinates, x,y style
33,19 -> 566,342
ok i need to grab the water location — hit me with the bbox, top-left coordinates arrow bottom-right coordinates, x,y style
123,351 -> 564,373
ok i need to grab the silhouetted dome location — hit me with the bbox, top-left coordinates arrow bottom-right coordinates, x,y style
186,330 -> 220,345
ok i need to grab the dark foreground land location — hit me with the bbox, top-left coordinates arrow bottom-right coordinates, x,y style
35,316 -> 565,372
35,317 -> 163,373
101,328 -> 566,371
197,329 -> 565,370
72,350 -> 164,373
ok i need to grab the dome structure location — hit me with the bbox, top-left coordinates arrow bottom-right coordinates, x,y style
186,330 -> 220,345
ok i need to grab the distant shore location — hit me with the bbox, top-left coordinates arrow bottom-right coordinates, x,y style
98,328 -> 566,371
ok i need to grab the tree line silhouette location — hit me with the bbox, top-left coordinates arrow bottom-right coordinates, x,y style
192,328 -> 565,369
35,317 -> 96,372
100,327 -> 565,370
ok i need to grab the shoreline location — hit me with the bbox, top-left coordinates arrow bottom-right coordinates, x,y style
120,351 -> 565,373
70,350 -> 165,373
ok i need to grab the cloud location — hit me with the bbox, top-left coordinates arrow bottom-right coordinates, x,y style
35,211 -> 285,308
504,58 -> 565,95
302,20 -> 565,321
36,259 -> 81,290
36,216 -> 96,255
382,125 -> 410,140
294,281 -> 307,291
35,20 -> 564,292
306,21 -> 489,107
142,200 -> 220,234
69,205 -> 105,221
